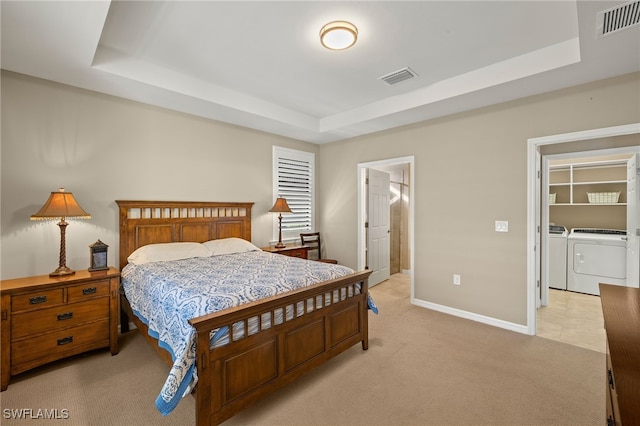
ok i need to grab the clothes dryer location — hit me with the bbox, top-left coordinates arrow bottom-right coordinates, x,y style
567,228 -> 627,296
548,225 -> 568,290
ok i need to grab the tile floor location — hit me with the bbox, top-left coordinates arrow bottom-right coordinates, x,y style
381,275 -> 606,353
536,288 -> 606,353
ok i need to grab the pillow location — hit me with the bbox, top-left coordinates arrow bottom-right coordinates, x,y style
202,237 -> 260,256
127,242 -> 210,265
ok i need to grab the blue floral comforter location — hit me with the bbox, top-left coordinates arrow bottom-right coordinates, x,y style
121,250 -> 375,416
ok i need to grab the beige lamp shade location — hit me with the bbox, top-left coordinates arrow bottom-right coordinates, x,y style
31,188 -> 91,220
269,197 -> 292,214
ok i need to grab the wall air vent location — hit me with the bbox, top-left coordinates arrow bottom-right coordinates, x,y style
596,0 -> 640,38
379,67 -> 418,86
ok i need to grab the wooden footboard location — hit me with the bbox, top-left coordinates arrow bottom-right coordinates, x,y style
190,270 -> 371,426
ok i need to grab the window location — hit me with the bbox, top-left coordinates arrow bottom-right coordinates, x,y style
273,146 -> 314,241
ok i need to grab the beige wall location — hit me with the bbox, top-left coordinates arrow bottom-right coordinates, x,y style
2,70 -> 639,328
318,72 -> 640,326
0,71 -> 317,280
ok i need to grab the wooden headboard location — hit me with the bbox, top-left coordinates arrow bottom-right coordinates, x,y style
116,200 -> 253,269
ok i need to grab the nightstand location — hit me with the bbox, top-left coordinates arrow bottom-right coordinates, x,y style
1,267 -> 120,391
262,245 -> 309,259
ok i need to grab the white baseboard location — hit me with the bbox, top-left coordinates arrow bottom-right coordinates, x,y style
413,297 -> 529,335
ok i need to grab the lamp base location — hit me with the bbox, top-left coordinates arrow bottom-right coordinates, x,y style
49,266 -> 75,277
274,241 -> 286,249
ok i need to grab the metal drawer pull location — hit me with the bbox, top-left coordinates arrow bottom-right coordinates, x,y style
82,287 -> 97,295
57,312 -> 73,321
29,295 -> 47,304
57,336 -> 73,346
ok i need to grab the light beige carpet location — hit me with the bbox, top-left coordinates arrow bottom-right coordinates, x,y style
1,274 -> 604,425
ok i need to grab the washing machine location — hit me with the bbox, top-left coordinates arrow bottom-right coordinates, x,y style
548,225 -> 568,290
567,228 -> 627,296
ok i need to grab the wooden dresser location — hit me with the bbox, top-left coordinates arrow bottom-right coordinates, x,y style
1,268 -> 120,391
261,245 -> 309,259
599,284 -> 640,426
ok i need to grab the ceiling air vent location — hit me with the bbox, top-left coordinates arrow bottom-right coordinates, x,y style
379,67 -> 418,86
596,0 -> 640,38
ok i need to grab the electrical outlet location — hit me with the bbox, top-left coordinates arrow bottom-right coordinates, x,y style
453,274 -> 461,285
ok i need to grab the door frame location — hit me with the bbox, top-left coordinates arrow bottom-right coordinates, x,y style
357,156 -> 415,294
527,123 -> 640,335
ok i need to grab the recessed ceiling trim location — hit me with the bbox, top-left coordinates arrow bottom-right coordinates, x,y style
92,47 -> 319,131
322,39 -> 581,133
596,0 -> 640,38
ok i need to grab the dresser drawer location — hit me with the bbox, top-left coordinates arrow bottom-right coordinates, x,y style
11,298 -> 109,339
285,248 -> 307,258
1,268 -> 120,391
12,288 -> 64,312
68,280 -> 110,302
11,320 -> 109,369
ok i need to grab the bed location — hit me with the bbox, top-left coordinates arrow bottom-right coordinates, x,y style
116,200 -> 373,425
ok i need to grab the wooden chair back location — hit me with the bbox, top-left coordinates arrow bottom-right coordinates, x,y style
300,232 -> 338,264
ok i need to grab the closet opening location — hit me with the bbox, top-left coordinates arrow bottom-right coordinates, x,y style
526,123 -> 640,338
538,149 -> 638,351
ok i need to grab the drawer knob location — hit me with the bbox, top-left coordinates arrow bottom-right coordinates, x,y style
82,287 -> 97,295
29,295 -> 47,304
57,336 -> 73,346
57,312 -> 73,321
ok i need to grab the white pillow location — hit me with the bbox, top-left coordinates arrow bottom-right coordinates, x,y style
202,237 -> 260,256
127,242 -> 210,265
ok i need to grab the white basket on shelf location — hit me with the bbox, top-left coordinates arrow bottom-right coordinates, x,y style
587,191 -> 620,204
549,193 -> 556,204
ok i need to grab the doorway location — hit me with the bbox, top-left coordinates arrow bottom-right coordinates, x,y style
527,123 -> 640,335
357,156 -> 415,294
541,151 -> 636,301
537,150 -> 637,351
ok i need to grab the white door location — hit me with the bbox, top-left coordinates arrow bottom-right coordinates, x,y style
367,168 -> 390,286
627,154 -> 640,288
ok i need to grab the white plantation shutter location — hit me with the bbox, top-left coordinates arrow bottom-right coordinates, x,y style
273,147 -> 314,239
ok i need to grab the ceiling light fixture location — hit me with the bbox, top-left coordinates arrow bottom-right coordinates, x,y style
320,21 -> 358,50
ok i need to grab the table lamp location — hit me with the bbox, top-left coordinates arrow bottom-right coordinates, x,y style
31,188 -> 91,276
269,197 -> 292,248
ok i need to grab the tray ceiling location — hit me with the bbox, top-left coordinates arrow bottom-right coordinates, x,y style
2,1 -> 639,143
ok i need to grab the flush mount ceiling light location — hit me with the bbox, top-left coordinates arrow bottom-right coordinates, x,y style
320,21 -> 358,50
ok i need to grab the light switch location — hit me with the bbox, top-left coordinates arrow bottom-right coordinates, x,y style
495,220 -> 509,232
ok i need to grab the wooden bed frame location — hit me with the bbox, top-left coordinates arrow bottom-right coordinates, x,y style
116,200 -> 372,425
